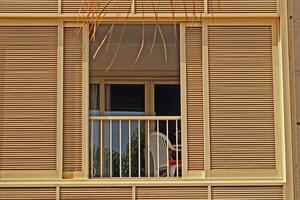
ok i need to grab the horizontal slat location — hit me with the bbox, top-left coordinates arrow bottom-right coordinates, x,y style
0,26 -> 57,170
136,187 -> 208,199
135,0 -> 204,13
208,25 -> 276,170
186,26 -> 204,170
211,186 -> 283,199
60,187 -> 132,199
208,0 -> 277,13
0,188 -> 56,199
62,0 -> 132,13
0,0 -> 58,13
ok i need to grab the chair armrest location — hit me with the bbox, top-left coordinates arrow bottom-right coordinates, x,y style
169,144 -> 182,151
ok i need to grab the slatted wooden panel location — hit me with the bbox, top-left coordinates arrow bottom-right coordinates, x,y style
63,27 -> 83,172
60,187 -> 132,199
135,0 -> 204,13
186,26 -> 204,170
208,0 -> 277,13
136,187 -> 208,199
208,25 -> 276,170
62,0 -> 132,13
0,0 -> 58,13
211,186 -> 283,199
0,188 -> 56,200
0,26 -> 57,170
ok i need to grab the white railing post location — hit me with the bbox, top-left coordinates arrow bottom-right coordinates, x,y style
176,120 -> 179,177
129,120 -> 131,177
109,120 -> 112,177
119,120 -> 122,177
138,120 -> 141,178
90,120 -> 94,178
166,120 -> 169,177
100,120 -> 103,178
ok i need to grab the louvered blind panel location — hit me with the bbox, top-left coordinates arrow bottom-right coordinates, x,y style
136,187 -> 208,199
62,0 -> 132,13
0,0 -> 58,13
135,0 -> 204,13
208,25 -> 276,170
186,27 -> 204,170
208,0 -> 277,13
0,188 -> 56,200
211,186 -> 283,199
61,187 -> 132,199
63,28 -> 83,172
0,26 -> 57,170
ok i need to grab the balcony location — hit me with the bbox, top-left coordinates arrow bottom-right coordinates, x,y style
90,116 -> 182,178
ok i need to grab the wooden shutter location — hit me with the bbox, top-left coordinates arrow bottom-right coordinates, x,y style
62,0 -> 132,13
211,186 -> 283,199
135,0 -> 204,13
63,27 -> 83,173
207,0 -> 277,14
185,26 -> 204,170
0,188 -> 56,199
60,187 -> 132,199
136,187 -> 208,199
208,25 -> 276,170
0,0 -> 58,13
0,26 -> 58,170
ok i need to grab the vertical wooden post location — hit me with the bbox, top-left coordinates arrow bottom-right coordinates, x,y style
57,22 -> 64,180
180,23 -> 188,177
82,24 -> 90,179
202,23 -> 211,176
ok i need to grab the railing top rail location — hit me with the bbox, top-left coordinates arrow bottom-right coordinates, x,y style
89,116 -> 181,120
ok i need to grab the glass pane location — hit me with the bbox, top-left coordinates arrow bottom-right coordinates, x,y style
105,84 -> 145,113
155,84 -> 180,116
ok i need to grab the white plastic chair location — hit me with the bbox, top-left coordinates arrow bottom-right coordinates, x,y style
149,132 -> 180,177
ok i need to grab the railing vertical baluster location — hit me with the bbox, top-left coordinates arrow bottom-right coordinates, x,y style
129,120 -> 131,177
166,120 -> 169,177
157,120 -> 159,178
147,120 -> 150,177
100,120 -> 103,178
110,120 -> 112,177
176,120 -> 179,177
91,120 -> 94,178
138,120 -> 141,178
119,120 -> 122,177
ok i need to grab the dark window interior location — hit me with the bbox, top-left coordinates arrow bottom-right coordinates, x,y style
155,84 -> 180,116
106,84 -> 145,112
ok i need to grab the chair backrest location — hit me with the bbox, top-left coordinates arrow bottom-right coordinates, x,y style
149,132 -> 171,176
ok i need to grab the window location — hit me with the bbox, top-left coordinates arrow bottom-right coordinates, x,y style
89,24 -> 182,178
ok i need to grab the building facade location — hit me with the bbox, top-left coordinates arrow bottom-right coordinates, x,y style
291,0 -> 300,198
0,0 -> 295,199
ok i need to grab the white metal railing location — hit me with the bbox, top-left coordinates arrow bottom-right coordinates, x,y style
89,116 -> 182,178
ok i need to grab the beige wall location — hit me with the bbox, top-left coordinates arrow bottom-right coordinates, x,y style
292,0 -> 300,198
